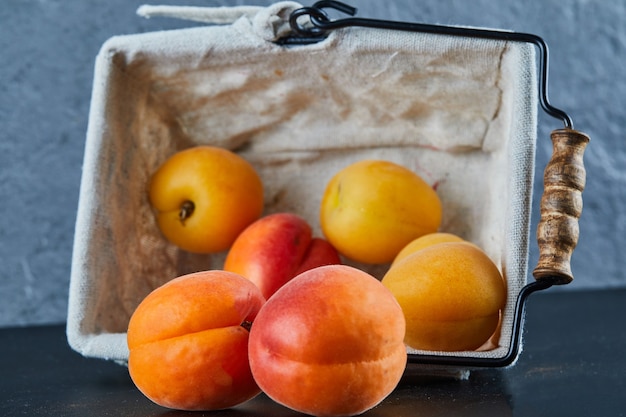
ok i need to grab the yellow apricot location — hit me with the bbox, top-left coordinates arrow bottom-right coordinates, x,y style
320,160 -> 442,264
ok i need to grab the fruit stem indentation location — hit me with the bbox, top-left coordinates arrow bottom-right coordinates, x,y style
179,200 -> 195,225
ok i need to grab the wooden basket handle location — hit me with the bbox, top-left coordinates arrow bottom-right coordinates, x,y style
533,128 -> 590,285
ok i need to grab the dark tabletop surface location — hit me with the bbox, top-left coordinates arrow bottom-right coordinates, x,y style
1,288 -> 625,417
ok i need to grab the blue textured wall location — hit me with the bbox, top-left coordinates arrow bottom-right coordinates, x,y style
1,0 -> 624,327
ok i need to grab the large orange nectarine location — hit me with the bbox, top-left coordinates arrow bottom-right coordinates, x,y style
224,213 -> 341,299
148,146 -> 263,253
127,270 -> 265,411
248,265 -> 407,417
382,242 -> 506,352
320,159 -> 442,264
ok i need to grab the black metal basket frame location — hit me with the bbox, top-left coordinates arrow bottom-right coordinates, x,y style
281,0 -> 578,368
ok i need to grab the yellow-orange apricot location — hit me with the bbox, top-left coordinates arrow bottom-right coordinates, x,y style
127,270 -> 265,411
148,146 -> 264,253
248,265 -> 407,417
382,242 -> 506,352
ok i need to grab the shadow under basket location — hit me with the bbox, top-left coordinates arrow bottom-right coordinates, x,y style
67,1 -> 590,375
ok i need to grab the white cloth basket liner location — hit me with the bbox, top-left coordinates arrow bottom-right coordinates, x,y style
67,2 -> 537,365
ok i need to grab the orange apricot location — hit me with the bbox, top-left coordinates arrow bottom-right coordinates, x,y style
248,265 -> 407,417
127,270 -> 265,411
382,242 -> 506,352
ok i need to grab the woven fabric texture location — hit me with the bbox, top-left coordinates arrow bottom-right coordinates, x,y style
67,2 -> 537,366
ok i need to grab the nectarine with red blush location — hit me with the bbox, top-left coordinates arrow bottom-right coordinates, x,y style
224,213 -> 341,299
248,265 -> 407,417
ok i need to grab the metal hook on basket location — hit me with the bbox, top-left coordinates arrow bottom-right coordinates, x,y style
289,1 -> 356,38
288,0 -> 573,129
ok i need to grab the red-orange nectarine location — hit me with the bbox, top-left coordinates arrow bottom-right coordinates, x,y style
224,213 -> 341,299
248,265 -> 407,417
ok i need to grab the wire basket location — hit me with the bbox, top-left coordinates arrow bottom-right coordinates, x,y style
67,1 -> 589,372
